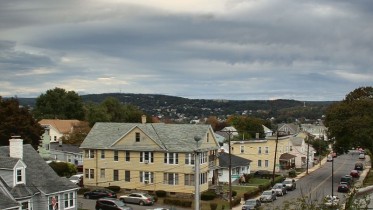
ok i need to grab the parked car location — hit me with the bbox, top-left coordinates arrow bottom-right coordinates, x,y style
259,190 -> 276,203
242,199 -> 261,210
69,174 -> 83,186
84,189 -> 117,199
282,178 -> 296,191
340,175 -> 353,187
359,153 -> 365,159
350,170 -> 360,178
323,195 -> 340,207
95,198 -> 133,210
119,192 -> 155,206
272,183 -> 287,196
327,155 -> 333,162
355,162 -> 364,171
337,182 -> 350,193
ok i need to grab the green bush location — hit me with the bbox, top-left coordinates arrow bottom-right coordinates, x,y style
210,203 -> 218,210
77,187 -> 90,195
163,198 -> 192,208
156,190 -> 167,197
201,191 -> 216,201
289,169 -> 297,178
232,196 -> 241,206
105,186 -> 121,192
49,161 -> 77,177
232,190 -> 237,197
243,188 -> 260,200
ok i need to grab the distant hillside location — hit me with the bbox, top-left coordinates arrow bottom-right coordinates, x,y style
16,93 -> 335,123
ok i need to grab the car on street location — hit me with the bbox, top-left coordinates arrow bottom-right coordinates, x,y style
327,155 -> 333,162
69,174 -> 83,187
359,153 -> 365,159
95,197 -> 133,210
119,192 -> 155,206
282,178 -> 296,191
350,170 -> 360,178
340,175 -> 353,187
84,189 -> 117,199
242,199 -> 261,210
259,190 -> 276,203
323,195 -> 340,207
355,162 -> 364,171
272,183 -> 287,196
337,182 -> 350,193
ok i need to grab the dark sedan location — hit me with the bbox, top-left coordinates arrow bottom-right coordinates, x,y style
84,189 -> 117,199
337,182 -> 350,193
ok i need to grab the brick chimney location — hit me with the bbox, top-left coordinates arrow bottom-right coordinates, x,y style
9,136 -> 23,159
141,115 -> 147,124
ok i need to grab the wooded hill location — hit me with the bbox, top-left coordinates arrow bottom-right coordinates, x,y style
17,93 -> 335,123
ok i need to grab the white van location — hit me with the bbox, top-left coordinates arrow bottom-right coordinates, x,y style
327,155 -> 333,162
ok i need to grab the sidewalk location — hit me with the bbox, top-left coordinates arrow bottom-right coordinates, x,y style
232,157 -> 328,210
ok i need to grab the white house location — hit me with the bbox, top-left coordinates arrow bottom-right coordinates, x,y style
214,152 -> 251,183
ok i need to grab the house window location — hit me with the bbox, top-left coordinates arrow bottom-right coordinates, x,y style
207,133 -> 209,142
45,144 -> 49,150
125,151 -> 130,161
100,169 -> 105,178
113,170 -> 119,181
265,147 -> 269,154
200,152 -> 208,164
164,153 -> 179,164
85,149 -> 95,158
101,150 -> 105,159
290,146 -> 293,151
48,195 -> 58,210
164,173 -> 179,185
16,168 -> 23,183
114,151 -> 119,161
240,146 -> 244,153
258,147 -> 262,154
67,155 -> 72,163
54,136 -> 57,141
85,169 -> 94,179
258,160 -> 262,167
185,153 -> 195,165
265,160 -> 269,167
184,174 -> 195,186
64,192 -> 74,208
140,171 -> 154,183
21,201 -> 29,210
140,152 -> 153,163
135,132 -> 140,142
125,171 -> 130,182
199,172 -> 208,184
232,167 -> 240,175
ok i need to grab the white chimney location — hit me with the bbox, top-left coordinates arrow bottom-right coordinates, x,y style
141,115 -> 147,124
9,136 -> 23,159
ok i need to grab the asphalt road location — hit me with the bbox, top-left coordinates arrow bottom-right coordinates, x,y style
258,151 -> 364,209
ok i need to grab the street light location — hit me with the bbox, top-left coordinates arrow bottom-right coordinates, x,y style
194,136 -> 201,210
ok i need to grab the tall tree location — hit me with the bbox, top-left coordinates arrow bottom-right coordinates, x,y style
324,87 -> 373,154
33,87 -> 85,120
227,115 -> 265,139
0,97 -> 44,149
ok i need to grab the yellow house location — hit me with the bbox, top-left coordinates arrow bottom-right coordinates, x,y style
229,135 -> 295,173
80,117 -> 220,195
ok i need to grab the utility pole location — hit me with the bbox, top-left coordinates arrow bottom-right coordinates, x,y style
306,135 -> 310,174
194,136 -> 201,210
227,131 -> 233,209
272,130 -> 279,185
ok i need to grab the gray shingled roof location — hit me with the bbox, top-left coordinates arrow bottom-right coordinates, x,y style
218,152 -> 251,168
50,142 -> 82,153
0,192 -> 19,209
290,137 -> 304,146
81,123 -> 216,152
0,157 -> 19,170
0,144 -> 78,196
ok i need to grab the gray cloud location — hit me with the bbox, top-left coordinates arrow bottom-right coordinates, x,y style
0,0 -> 372,100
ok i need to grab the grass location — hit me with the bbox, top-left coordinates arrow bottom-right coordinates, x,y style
363,169 -> 373,186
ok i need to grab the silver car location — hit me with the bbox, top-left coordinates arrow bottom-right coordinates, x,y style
259,190 -> 277,203
272,183 -> 287,196
119,192 -> 155,206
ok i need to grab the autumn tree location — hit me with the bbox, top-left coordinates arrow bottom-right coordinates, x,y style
0,97 -> 44,149
60,121 -> 91,145
33,87 -> 85,120
324,86 -> 373,154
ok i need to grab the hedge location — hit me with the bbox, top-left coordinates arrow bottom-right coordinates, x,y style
163,198 -> 192,208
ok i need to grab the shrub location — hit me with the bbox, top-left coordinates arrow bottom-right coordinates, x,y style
105,186 -> 121,193
289,169 -> 297,178
210,203 -> 218,210
77,187 -> 90,195
48,161 -> 77,177
201,191 -> 216,201
232,190 -> 237,197
163,198 -> 192,208
156,190 -> 167,197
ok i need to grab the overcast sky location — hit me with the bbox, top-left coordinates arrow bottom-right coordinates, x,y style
1,0 -> 372,101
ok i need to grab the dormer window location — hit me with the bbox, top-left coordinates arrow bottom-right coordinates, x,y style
16,168 -> 24,184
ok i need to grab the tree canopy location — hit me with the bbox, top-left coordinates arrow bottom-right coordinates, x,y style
227,115 -> 267,139
324,86 -> 373,154
33,87 -> 85,120
0,97 -> 44,149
